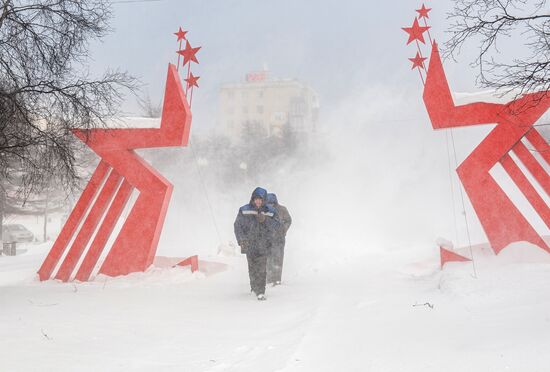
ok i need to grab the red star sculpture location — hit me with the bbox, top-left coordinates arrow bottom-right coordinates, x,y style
177,40 -> 201,66
402,17 -> 430,45
409,52 -> 427,70
185,72 -> 200,88
416,4 -> 431,19
174,27 -> 188,42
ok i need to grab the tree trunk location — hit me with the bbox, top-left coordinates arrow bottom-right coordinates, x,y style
43,191 -> 49,242
0,187 -> 4,243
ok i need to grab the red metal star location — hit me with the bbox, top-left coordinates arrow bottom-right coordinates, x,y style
185,72 -> 200,88
402,17 -> 430,45
416,4 -> 431,19
177,40 -> 201,66
409,52 -> 427,70
174,27 -> 188,42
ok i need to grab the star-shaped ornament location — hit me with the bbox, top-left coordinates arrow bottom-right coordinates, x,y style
185,73 -> 200,88
409,52 -> 427,70
416,4 -> 431,19
177,40 -> 201,66
174,27 -> 188,42
402,17 -> 430,45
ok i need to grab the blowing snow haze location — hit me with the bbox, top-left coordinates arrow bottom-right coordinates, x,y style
3,1 -> 550,371
83,0 -> 548,258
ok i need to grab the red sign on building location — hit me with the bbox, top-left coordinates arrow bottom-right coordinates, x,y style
246,71 -> 268,82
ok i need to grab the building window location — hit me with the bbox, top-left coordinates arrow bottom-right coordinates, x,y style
227,91 -> 234,99
241,91 -> 248,99
290,98 -> 306,115
242,106 -> 248,114
257,105 -> 264,114
274,112 -> 285,122
258,90 -> 264,98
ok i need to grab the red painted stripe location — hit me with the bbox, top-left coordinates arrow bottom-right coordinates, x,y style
55,170 -> 122,282
440,247 -> 471,268
526,129 -> 550,166
500,154 -> 550,229
37,161 -> 110,281
512,141 -> 550,196
75,180 -> 133,282
177,255 -> 199,272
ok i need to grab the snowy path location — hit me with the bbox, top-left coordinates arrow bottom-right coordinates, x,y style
1,245 -> 550,371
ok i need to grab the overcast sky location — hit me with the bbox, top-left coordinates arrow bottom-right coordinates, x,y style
89,0 -> 483,126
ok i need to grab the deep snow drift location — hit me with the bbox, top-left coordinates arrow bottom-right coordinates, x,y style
2,240 -> 550,372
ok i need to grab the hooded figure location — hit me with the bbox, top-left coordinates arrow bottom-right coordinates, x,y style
234,187 -> 279,300
265,193 -> 292,285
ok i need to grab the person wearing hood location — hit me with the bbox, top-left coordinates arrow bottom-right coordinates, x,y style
234,187 -> 280,301
266,193 -> 292,285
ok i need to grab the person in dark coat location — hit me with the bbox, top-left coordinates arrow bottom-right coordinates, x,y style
234,187 -> 279,300
266,193 -> 292,286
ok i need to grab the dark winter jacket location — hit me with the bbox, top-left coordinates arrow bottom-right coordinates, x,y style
266,193 -> 292,243
234,187 -> 280,255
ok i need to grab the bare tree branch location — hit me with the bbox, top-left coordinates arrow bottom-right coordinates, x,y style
0,0 -> 138,200
445,0 -> 550,97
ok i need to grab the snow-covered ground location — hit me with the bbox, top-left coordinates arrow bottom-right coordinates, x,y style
2,111 -> 550,370
2,64 -> 550,371
2,240 -> 550,372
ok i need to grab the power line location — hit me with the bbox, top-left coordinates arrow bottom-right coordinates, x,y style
188,138 -> 224,247
449,128 -> 478,279
445,130 -> 460,250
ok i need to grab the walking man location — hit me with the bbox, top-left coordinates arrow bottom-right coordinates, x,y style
266,193 -> 292,286
234,187 -> 279,301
